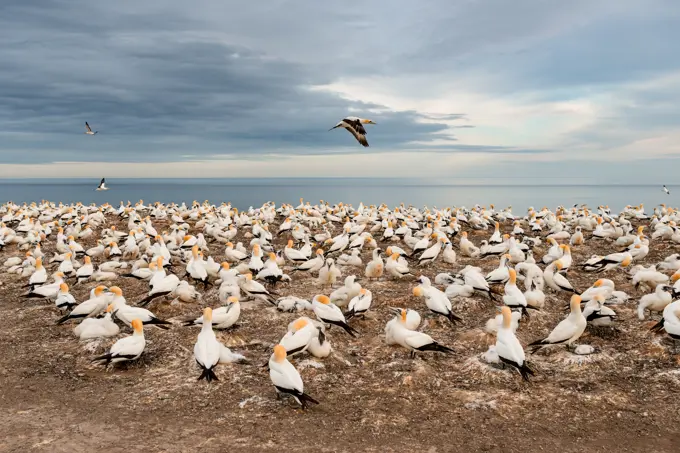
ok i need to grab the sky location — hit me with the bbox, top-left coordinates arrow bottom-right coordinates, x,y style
1,0 -> 680,182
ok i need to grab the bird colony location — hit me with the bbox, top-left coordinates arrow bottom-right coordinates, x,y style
1,200 -> 679,410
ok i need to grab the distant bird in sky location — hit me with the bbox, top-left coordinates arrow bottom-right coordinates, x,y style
96,178 -> 109,191
663,185 -> 670,195
329,117 -> 375,147
84,122 -> 98,135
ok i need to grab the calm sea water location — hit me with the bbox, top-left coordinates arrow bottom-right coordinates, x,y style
0,178 -> 674,213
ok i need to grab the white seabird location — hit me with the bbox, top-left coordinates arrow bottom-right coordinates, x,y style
96,178 -> 109,191
329,117 -> 375,147
84,122 -> 98,135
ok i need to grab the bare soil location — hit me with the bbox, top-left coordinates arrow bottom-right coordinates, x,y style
1,214 -> 679,453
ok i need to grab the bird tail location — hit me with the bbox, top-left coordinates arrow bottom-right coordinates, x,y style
138,291 -> 166,307
299,392 -> 320,408
519,363 -> 535,381
527,338 -> 548,353
91,353 -> 112,364
344,309 -> 355,321
418,342 -> 455,354
521,306 -> 530,320
328,320 -> 358,337
447,311 -> 463,324
182,319 -> 197,327
197,366 -> 219,383
147,318 -> 172,330
650,318 -> 665,333
56,313 -> 71,325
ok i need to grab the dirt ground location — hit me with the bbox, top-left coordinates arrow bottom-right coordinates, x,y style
1,212 -> 679,453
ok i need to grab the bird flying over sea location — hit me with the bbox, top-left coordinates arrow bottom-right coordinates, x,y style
329,117 -> 375,147
664,185 -> 670,195
84,122 -> 98,135
96,178 -> 109,191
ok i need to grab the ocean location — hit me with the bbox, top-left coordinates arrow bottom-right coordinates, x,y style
0,178 -> 673,213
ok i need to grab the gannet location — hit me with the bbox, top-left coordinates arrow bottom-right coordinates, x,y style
345,288 -> 373,320
185,297 -> 240,329
84,122 -> 98,135
74,304 -> 120,340
312,294 -> 357,336
96,178 -> 109,191
329,117 -> 375,147
413,276 -> 462,324
194,307 -> 221,382
582,295 -> 616,327
92,318 -> 145,365
495,306 -> 534,380
54,282 -> 77,311
56,286 -> 111,324
529,295 -> 587,352
269,345 -> 319,409
385,309 -> 455,358
279,317 -> 319,356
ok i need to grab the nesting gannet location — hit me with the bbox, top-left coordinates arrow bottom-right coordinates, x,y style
279,317 -> 319,356
345,288 -> 373,320
582,295 -> 616,327
387,307 -> 421,330
385,252 -> 412,279
529,295 -> 586,352
385,308 -> 455,358
330,275 -> 362,307
503,269 -> 529,316
54,282 -> 77,311
56,286 -> 111,324
84,122 -> 98,135
413,276 -> 462,324
92,318 -> 145,365
109,287 -> 172,330
329,117 -> 375,147
544,261 -> 576,293
185,297 -> 240,329
96,178 -> 109,191
312,294 -> 357,336
318,258 -> 342,286
74,304 -> 120,340
365,248 -> 384,280
194,307 -> 221,382
292,249 -> 325,274
485,307 -> 521,335
26,257 -> 47,289
22,271 -> 66,299
495,306 -> 534,380
637,284 -> 673,320
269,345 -> 319,409
276,296 -> 312,312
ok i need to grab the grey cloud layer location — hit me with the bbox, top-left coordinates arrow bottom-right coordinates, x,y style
1,0 -> 679,164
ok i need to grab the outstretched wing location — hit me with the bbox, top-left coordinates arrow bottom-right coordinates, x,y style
344,118 -> 367,135
85,122 -> 92,132
99,178 -> 105,186
343,120 -> 369,147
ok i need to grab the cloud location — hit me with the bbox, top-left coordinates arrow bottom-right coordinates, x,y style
0,0 -> 679,177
